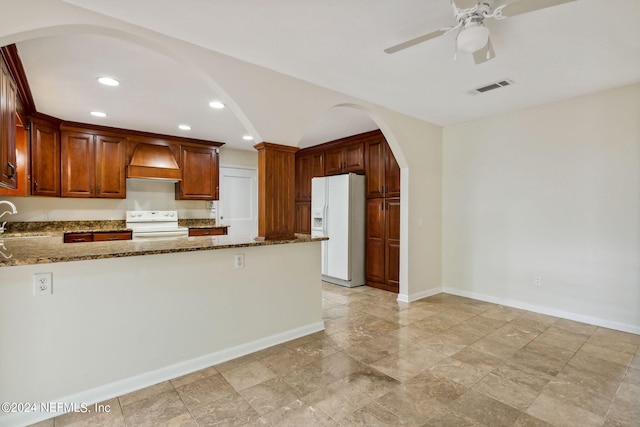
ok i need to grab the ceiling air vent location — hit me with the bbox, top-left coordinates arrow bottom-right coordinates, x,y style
468,78 -> 514,95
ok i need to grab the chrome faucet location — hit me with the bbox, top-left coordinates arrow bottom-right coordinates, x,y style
0,200 -> 18,234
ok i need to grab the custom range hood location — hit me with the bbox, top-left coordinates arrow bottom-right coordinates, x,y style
126,143 -> 182,181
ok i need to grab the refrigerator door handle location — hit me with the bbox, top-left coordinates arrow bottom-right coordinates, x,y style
323,204 -> 329,234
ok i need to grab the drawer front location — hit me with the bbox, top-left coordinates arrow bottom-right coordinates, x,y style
188,227 -> 227,236
64,233 -> 93,243
93,231 -> 132,241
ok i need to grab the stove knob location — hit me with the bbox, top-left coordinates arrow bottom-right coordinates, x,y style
169,212 -> 175,217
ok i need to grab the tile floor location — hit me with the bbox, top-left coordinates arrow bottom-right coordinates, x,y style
30,283 -> 639,426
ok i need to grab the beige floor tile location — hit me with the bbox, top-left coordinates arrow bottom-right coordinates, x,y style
554,318 -> 598,336
624,366 -> 640,385
339,401 -> 407,426
343,365 -> 401,399
567,352 -> 628,382
604,382 -> 640,426
472,370 -> 545,411
189,392 -> 260,426
262,399 -> 340,427
532,326 -> 590,352
121,389 -> 192,427
280,359 -> 341,395
578,342 -> 634,366
118,381 -> 175,407
406,371 -> 468,404
431,356 -> 493,387
526,392 -> 604,427
175,373 -> 237,410
302,378 -> 372,420
447,389 -> 523,426
509,340 -> 575,377
170,365 -> 219,388
54,398 -> 124,427
221,360 -> 277,391
239,377 -> 299,416
374,383 -> 448,426
514,412 -> 555,427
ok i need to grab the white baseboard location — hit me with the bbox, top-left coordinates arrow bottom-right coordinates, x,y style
1,321 -> 325,427
442,287 -> 640,335
397,286 -> 443,303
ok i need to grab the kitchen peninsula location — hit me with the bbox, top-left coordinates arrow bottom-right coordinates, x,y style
0,232 -> 325,427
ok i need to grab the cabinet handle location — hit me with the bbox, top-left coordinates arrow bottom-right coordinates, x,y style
105,237 -> 119,241
96,185 -> 101,195
72,238 -> 85,242
380,185 -> 384,194
6,162 -> 15,180
34,181 -> 39,191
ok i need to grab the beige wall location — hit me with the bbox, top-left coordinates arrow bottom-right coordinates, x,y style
442,84 -> 640,332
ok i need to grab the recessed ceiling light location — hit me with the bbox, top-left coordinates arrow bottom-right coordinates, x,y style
209,101 -> 225,109
97,77 -> 120,86
178,124 -> 191,131
242,135 -> 254,141
90,111 -> 107,117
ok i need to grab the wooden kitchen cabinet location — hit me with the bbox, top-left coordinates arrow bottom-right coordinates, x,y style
366,197 -> 400,292
0,55 -> 17,189
61,129 -> 126,198
365,136 -> 400,199
295,201 -> 311,234
188,227 -> 227,236
176,144 -> 220,200
294,149 -> 323,233
324,141 -> 364,176
92,230 -> 132,241
295,150 -> 324,202
64,230 -> 132,243
30,117 -> 60,197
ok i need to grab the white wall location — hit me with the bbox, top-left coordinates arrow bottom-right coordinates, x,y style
0,241 -> 322,427
443,84 -> 640,332
219,146 -> 257,168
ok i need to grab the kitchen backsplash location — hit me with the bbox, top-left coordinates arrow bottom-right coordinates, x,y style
1,179 -> 216,222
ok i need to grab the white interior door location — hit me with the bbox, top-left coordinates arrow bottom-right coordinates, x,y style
219,166 -> 257,236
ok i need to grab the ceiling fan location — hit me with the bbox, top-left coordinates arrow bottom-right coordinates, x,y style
384,0 -> 578,64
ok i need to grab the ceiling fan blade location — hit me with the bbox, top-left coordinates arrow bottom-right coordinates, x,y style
500,0 -> 577,18
384,29 -> 449,54
472,38 -> 495,64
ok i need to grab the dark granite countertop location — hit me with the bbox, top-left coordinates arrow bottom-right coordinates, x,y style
0,232 -> 325,267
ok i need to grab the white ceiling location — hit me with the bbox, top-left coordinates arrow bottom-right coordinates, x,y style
14,0 -> 640,150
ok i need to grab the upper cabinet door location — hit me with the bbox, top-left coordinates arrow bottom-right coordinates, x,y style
176,144 -> 220,200
385,144 -> 401,198
30,119 -> 60,197
0,59 -> 17,190
342,141 -> 364,173
325,142 -> 364,176
95,134 -> 126,198
324,146 -> 344,175
61,131 -> 95,198
365,137 -> 386,198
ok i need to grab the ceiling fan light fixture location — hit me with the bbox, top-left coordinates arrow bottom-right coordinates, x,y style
456,23 -> 490,53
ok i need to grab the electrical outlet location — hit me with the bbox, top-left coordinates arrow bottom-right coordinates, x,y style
234,254 -> 245,269
534,277 -> 542,287
33,272 -> 53,296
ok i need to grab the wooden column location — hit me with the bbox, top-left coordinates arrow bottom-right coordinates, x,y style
254,142 -> 298,240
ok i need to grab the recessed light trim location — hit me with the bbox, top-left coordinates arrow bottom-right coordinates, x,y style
97,77 -> 120,86
90,111 -> 107,117
209,100 -> 225,109
178,124 -> 191,131
242,135 -> 254,141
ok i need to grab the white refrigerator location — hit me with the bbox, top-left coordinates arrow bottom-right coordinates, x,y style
311,173 -> 365,287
